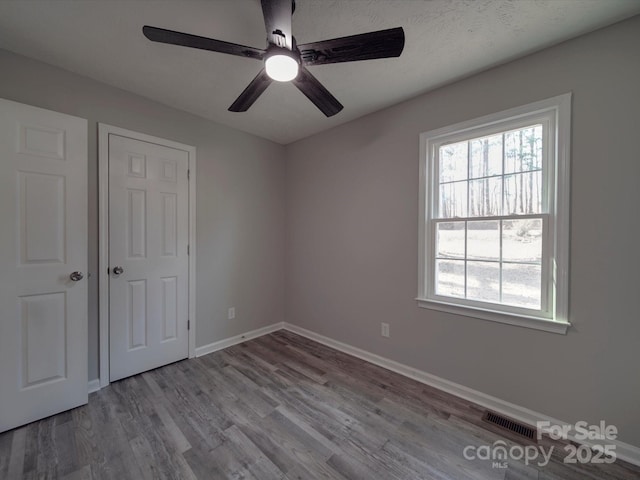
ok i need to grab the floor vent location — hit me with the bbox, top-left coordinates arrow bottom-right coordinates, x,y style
483,411 -> 537,441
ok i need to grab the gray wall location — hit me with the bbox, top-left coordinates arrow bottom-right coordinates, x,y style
0,49 -> 286,382
285,16 -> 640,447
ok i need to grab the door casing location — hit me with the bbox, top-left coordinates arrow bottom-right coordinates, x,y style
98,124 -> 196,388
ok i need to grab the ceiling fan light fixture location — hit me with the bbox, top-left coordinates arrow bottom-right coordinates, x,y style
265,51 -> 299,82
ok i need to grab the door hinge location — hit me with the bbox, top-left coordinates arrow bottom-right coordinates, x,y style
187,244 -> 190,255
187,320 -> 190,330
187,169 -> 190,180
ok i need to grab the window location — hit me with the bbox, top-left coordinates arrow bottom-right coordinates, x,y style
417,94 -> 571,334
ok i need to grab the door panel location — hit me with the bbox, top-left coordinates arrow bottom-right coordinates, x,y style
128,189 -> 147,258
0,98 -> 88,433
161,276 -> 178,341
128,279 -> 148,349
109,134 -> 189,382
161,193 -> 177,256
19,172 -> 66,264
21,292 -> 67,386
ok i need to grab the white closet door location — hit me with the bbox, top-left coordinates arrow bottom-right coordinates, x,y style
108,133 -> 189,382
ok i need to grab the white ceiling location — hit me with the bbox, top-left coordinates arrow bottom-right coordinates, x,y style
1,0 -> 638,144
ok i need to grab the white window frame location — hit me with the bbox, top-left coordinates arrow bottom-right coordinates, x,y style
417,94 -> 571,334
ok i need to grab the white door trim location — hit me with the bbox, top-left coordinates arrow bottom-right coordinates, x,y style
98,124 -> 196,388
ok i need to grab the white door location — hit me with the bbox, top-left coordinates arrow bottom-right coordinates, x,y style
108,132 -> 189,382
0,98 -> 88,433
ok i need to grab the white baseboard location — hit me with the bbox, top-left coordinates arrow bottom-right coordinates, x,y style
282,322 -> 640,467
88,379 -> 101,393
195,322 -> 285,358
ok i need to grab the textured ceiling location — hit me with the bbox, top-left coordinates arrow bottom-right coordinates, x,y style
0,0 -> 638,144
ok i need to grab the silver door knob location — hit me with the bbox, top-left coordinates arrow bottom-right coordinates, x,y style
70,271 -> 84,282
112,266 -> 124,275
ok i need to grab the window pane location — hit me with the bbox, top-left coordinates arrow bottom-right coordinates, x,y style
467,221 -> 499,261
470,134 -> 502,179
439,180 -> 467,218
468,176 -> 502,217
467,261 -> 500,303
436,259 -> 465,298
502,263 -> 541,309
504,125 -> 542,174
436,222 -> 465,259
503,219 -> 542,263
504,171 -> 542,215
439,141 -> 468,182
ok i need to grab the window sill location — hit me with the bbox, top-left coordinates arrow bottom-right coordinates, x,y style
416,298 -> 570,334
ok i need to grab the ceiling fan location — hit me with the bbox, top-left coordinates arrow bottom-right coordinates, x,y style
143,0 -> 405,117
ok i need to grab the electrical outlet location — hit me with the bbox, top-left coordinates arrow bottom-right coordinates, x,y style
228,307 -> 236,320
381,322 -> 390,338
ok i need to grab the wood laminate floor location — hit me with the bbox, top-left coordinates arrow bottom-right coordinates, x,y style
0,330 -> 638,479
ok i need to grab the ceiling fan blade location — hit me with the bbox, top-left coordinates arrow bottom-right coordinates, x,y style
292,67 -> 343,117
143,25 -> 265,60
228,68 -> 273,112
298,27 -> 405,66
261,0 -> 293,49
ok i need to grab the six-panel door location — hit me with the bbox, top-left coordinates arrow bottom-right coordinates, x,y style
0,98 -> 88,433
108,134 -> 189,382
